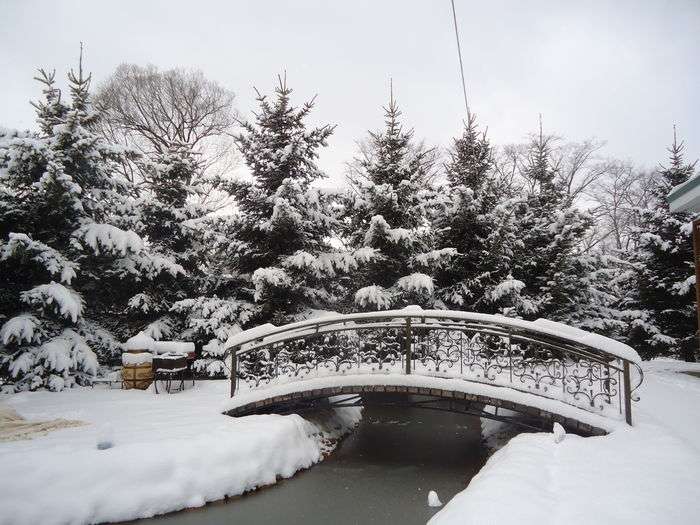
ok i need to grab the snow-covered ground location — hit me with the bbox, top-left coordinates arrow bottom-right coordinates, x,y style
1,360 -> 699,525
0,382 -> 361,525
430,359 -> 700,525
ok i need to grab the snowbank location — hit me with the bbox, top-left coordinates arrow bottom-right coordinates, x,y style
0,382 -> 361,525
430,359 -> 700,525
124,331 -> 155,351
3,361 -> 697,525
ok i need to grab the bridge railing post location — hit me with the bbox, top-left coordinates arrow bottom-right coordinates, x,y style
623,360 -> 632,425
405,317 -> 412,375
230,347 -> 238,397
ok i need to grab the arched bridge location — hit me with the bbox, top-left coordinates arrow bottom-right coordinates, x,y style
223,307 -> 643,436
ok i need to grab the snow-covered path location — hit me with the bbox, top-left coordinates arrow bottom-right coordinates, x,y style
0,382 -> 360,525
430,360 -> 700,525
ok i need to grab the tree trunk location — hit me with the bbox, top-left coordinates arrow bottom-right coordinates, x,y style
683,339 -> 697,363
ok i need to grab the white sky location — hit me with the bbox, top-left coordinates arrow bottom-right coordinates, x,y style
1,0 -> 698,187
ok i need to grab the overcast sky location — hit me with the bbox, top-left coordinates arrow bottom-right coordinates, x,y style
1,0 -> 698,186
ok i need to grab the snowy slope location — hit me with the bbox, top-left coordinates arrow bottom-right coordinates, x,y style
0,382 -> 360,525
430,359 -> 700,525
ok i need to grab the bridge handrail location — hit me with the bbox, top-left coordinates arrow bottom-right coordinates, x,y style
225,308 -> 642,365
226,307 -> 643,425
233,320 -> 622,374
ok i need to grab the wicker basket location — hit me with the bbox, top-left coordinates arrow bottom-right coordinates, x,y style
122,363 -> 153,390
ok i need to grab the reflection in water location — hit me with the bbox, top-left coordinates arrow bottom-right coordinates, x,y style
138,395 -> 488,525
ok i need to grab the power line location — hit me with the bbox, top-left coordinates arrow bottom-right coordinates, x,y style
450,0 -> 471,121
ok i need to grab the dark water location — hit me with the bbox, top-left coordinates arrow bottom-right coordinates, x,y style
139,397 -> 487,525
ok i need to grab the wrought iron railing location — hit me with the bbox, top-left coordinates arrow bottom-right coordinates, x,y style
225,308 -> 643,424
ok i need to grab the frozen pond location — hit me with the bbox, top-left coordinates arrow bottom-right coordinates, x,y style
136,395 -> 488,524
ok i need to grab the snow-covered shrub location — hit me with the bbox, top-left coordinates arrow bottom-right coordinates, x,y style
171,296 -> 256,377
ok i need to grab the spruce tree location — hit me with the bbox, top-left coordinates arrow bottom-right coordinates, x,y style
432,114 -> 516,311
628,129 -> 697,361
500,122 -> 613,329
0,60 -> 176,391
342,93 -> 442,310
120,148 -> 207,340
226,76 -> 357,323
0,63 -> 163,391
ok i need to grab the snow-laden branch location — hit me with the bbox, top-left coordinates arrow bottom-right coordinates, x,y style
20,282 -> 83,323
1,233 -> 78,284
282,248 -> 380,278
354,285 -> 394,310
73,223 -> 144,256
0,315 -> 43,346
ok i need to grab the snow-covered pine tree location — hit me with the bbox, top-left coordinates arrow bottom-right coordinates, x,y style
628,129 -> 697,361
431,114 -> 517,311
226,75 -> 363,324
94,68 -> 248,375
341,92 -> 443,310
127,149 -> 257,377
0,59 -> 180,391
500,121 -> 616,329
120,147 -> 209,341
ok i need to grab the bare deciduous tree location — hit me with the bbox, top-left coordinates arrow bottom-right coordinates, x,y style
495,130 -> 655,253
492,145 -> 523,198
586,162 -> 655,252
509,133 -> 612,200
552,139 -> 611,200
94,64 -> 239,208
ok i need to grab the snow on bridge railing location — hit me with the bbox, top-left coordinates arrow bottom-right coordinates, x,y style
225,306 -> 643,424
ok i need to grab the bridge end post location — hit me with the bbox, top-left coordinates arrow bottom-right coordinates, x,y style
623,360 -> 632,425
230,348 -> 237,397
405,318 -> 412,375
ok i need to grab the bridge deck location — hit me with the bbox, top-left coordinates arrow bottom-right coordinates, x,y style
223,373 -> 621,436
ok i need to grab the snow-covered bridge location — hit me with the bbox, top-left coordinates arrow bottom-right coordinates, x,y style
223,307 -> 643,435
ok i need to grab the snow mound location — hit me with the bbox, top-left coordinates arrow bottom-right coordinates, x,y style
430,364 -> 700,525
0,383 -> 362,524
122,353 -> 153,366
428,490 -> 443,507
124,331 -> 155,351
152,341 -> 195,354
553,422 -> 566,443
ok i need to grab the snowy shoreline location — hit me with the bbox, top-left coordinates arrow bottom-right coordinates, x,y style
430,359 -> 700,525
2,361 -> 700,525
0,382 -> 361,525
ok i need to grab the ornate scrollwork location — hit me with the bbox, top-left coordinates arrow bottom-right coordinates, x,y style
234,318 -> 627,417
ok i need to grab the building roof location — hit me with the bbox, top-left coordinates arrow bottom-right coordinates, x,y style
669,173 -> 700,213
